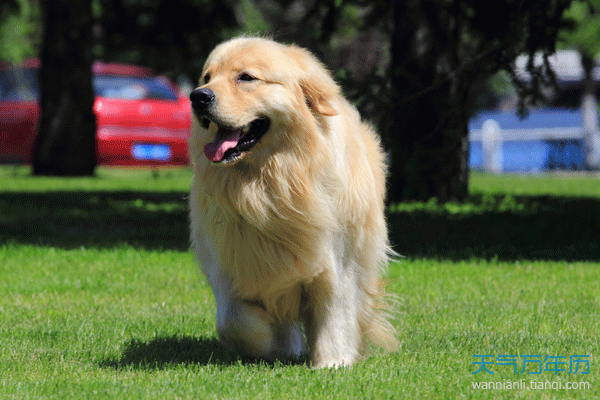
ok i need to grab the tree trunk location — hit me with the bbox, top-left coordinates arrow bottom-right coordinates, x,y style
385,0 -> 470,203
33,0 -> 96,176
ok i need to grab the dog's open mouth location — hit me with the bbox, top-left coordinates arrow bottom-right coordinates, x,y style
203,118 -> 271,164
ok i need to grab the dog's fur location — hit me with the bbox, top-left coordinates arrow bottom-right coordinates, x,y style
189,37 -> 397,368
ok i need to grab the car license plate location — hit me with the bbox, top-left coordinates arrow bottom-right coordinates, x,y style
131,144 -> 172,161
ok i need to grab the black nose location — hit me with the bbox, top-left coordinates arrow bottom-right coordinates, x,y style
190,88 -> 215,112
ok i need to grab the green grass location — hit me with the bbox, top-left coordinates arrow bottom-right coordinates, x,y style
1,167 -> 598,398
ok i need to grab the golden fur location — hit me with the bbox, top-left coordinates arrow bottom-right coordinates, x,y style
189,37 -> 397,367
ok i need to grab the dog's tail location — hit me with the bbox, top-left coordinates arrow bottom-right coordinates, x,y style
359,279 -> 399,354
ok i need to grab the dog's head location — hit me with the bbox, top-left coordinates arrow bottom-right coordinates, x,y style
190,37 -> 339,166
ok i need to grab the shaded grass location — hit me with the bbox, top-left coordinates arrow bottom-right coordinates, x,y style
0,166 -> 191,249
3,168 -> 599,261
388,172 -> 600,261
388,193 -> 600,261
0,167 -> 599,398
0,190 -> 190,249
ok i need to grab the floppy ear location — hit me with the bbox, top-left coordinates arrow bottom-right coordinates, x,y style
300,76 -> 338,116
288,45 -> 339,116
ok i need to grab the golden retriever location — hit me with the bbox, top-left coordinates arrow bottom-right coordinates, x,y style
188,36 -> 397,368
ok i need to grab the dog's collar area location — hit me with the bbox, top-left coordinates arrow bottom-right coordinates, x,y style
203,118 -> 271,164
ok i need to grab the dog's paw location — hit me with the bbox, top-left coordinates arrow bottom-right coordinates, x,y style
311,355 -> 356,369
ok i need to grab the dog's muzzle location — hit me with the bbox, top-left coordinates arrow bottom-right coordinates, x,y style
190,88 -> 214,128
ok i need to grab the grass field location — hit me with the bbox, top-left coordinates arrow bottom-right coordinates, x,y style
0,166 -> 598,399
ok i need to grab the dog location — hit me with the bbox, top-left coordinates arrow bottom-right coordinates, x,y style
188,36 -> 397,368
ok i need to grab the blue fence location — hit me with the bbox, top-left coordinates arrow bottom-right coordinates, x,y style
468,109 -> 588,172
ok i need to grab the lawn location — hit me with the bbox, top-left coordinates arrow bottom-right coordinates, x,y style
0,167 -> 598,399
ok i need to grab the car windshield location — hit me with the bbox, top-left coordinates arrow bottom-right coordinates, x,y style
0,67 -> 39,101
0,68 -> 178,102
93,75 -> 178,101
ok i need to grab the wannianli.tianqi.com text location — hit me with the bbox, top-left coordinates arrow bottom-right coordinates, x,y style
472,380 -> 590,390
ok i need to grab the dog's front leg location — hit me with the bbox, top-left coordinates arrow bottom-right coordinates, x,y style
208,268 -> 278,360
218,300 -> 278,360
304,264 -> 361,368
192,228 -> 279,360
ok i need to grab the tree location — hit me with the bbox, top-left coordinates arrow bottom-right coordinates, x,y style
96,0 -> 239,81
559,1 -> 600,166
31,0 -> 239,175
33,0 -> 96,176
560,1 -> 600,66
385,0 -> 573,202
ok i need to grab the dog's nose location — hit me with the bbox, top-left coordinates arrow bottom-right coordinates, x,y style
190,88 -> 215,112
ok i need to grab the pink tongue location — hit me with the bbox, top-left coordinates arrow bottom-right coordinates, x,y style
204,128 -> 242,162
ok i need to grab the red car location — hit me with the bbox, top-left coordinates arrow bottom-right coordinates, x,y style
0,59 -> 191,166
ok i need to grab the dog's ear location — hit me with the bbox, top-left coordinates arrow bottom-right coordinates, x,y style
300,76 -> 338,116
289,46 -> 338,116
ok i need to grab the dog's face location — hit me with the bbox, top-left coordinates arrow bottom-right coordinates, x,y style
190,37 -> 338,166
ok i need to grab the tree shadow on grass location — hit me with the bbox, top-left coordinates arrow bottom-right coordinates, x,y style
100,335 -> 307,370
1,189 -> 600,261
387,194 -> 600,262
0,191 -> 190,250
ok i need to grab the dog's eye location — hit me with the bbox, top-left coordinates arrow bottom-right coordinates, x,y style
238,73 -> 256,82
203,73 -> 211,84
